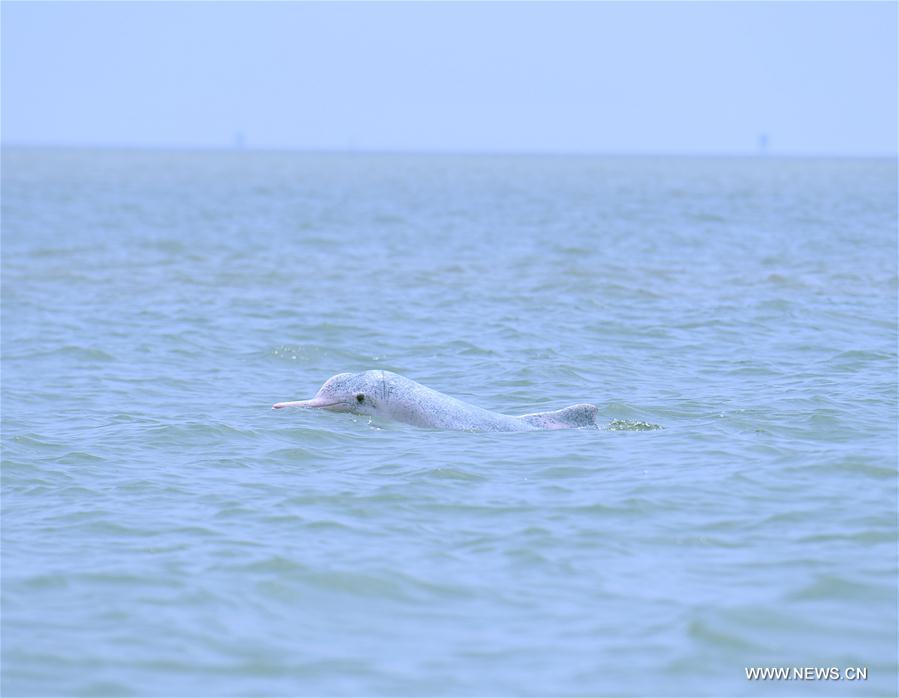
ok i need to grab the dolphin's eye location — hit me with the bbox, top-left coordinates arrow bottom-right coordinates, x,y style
356,393 -> 365,403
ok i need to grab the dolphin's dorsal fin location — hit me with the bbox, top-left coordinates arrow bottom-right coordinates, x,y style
518,403 -> 599,430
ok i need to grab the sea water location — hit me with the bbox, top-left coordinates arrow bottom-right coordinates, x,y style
2,149 -> 896,696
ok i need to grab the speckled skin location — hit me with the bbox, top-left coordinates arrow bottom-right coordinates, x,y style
273,370 -> 599,432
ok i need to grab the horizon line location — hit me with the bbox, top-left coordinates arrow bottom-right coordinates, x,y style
1,141 -> 896,161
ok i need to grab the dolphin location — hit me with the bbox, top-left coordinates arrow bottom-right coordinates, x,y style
272,370 -> 599,431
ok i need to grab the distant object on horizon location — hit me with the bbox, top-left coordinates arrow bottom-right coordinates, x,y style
757,133 -> 770,155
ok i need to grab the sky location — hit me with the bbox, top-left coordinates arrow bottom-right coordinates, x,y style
1,2 -> 896,156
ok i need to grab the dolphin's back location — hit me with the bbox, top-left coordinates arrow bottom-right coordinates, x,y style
368,371 -> 598,432
517,404 -> 599,430
384,374 -> 529,431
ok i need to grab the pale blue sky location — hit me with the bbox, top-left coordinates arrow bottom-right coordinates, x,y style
2,2 -> 896,155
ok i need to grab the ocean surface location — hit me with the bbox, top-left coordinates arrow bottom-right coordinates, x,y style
1,148 -> 896,697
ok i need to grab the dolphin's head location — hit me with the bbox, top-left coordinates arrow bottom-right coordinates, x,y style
273,371 -> 389,416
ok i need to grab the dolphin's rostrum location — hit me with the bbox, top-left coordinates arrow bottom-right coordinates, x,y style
273,370 -> 599,431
